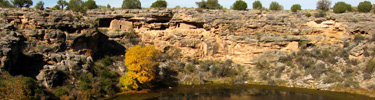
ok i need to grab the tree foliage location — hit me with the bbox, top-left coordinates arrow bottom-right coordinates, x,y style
231,0 -> 247,10
120,45 -> 160,90
316,0 -> 331,11
122,0 -> 141,9
57,0 -> 68,9
269,1 -> 283,11
11,0 -> 33,7
358,1 -> 372,13
67,0 -> 85,12
84,0 -> 97,9
252,0 -> 262,9
151,0 -> 167,8
0,0 -> 11,7
196,0 -> 223,9
107,4 -> 111,8
0,72 -> 44,99
333,1 -> 352,13
34,1 -> 44,10
291,4 -> 301,12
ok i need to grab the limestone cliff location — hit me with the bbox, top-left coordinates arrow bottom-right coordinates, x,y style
1,8 -> 375,98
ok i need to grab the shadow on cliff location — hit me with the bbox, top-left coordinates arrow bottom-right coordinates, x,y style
3,37 -> 47,77
71,30 -> 126,61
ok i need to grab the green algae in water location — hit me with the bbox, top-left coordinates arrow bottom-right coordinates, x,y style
108,84 -> 375,100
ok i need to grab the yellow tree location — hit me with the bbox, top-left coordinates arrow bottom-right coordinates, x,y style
120,45 -> 159,90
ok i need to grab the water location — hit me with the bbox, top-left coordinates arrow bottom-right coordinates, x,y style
108,84 -> 374,100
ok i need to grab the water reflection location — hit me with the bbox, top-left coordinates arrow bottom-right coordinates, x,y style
110,84 -> 373,100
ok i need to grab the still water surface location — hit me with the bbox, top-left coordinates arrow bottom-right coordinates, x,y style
109,84 -> 374,100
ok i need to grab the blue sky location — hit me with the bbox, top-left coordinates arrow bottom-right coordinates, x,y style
34,0 -> 374,10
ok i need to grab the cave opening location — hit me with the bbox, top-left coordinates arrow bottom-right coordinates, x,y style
98,18 -> 113,28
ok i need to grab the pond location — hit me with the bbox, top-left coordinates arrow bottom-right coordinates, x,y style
108,84 -> 374,100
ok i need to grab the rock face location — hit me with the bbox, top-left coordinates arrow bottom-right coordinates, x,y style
0,8 -> 375,97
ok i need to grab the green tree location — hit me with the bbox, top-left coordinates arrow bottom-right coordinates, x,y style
67,0 -> 85,12
0,0 -> 11,7
358,1 -> 372,13
120,45 -> 159,90
291,4 -> 301,12
107,4 -> 111,8
317,0 -> 331,11
122,0 -> 141,9
196,0 -> 222,9
231,0 -> 247,10
269,1 -> 283,11
333,1 -> 352,13
34,1 -> 44,10
52,5 -> 60,10
151,0 -> 167,8
57,0 -> 68,9
84,0 -> 97,9
11,0 -> 33,7
252,0 -> 262,9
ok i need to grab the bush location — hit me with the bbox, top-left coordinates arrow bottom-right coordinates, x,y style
231,0 -> 247,10
358,1 -> 372,13
291,4 -> 301,12
314,10 -> 326,17
305,13 -> 312,17
316,0 -> 331,11
196,0 -> 223,9
53,86 -> 69,98
101,56 -> 113,66
365,59 -> 375,74
354,34 -> 366,42
122,0 -> 141,9
333,1 -> 352,13
252,0 -> 262,9
269,1 -> 283,11
151,0 -> 167,8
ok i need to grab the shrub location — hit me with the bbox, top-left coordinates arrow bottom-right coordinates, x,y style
151,0 -> 167,8
354,34 -> 366,42
184,63 -> 195,73
358,1 -> 372,13
120,45 -> 160,90
84,0 -> 98,9
269,1 -> 283,11
316,0 -> 331,11
291,4 -> 301,12
231,0 -> 247,10
53,86 -> 69,98
365,59 -> 375,74
305,13 -> 312,17
333,1 -> 352,13
314,10 -> 326,17
252,0 -> 262,9
122,0 -> 141,9
101,56 -> 113,66
196,0 -> 223,9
